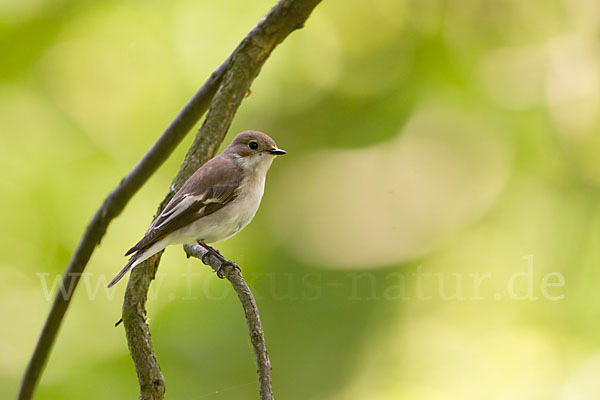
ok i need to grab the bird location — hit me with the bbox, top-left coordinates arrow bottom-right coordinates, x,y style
107,130 -> 286,288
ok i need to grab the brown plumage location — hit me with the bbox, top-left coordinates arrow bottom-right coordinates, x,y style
107,131 -> 285,288
124,156 -> 243,257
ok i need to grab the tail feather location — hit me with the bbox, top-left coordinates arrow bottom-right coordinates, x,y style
124,241 -> 142,256
109,238 -> 170,288
107,253 -> 141,288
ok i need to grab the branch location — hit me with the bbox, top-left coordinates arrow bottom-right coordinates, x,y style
121,1 -> 321,399
184,245 -> 273,400
18,45 -> 232,400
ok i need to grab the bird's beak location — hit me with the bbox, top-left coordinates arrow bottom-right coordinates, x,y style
269,148 -> 287,155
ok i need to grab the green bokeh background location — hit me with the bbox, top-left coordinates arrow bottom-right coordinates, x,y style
2,0 -> 600,399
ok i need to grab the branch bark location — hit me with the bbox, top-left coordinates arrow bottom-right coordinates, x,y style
184,244 -> 273,400
18,42 -> 231,400
121,1 -> 321,399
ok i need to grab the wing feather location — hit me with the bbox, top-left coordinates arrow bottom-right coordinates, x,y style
124,157 -> 242,256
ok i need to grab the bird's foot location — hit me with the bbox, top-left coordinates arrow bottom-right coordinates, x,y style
197,241 -> 223,264
196,241 -> 241,278
215,260 -> 241,279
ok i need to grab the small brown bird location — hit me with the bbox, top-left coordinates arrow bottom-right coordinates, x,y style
108,131 -> 286,287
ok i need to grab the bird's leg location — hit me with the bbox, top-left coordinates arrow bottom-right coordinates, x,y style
196,240 -> 241,278
196,240 -> 222,263
197,241 -> 223,260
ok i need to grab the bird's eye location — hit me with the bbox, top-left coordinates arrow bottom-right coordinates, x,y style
249,141 -> 258,150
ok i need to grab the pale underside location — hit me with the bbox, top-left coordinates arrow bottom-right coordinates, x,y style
130,155 -> 270,268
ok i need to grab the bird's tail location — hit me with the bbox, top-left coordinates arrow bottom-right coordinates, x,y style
108,239 -> 169,288
107,254 -> 140,288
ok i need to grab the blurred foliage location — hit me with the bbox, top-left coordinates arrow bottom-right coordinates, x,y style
2,0 -> 600,399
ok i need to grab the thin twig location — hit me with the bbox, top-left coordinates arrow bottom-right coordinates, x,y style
122,1 -> 321,399
184,244 -> 273,400
17,55 -> 231,400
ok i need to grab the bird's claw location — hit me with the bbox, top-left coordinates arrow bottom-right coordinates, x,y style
215,264 -> 226,279
215,260 -> 241,279
196,240 -> 240,278
200,251 -> 212,265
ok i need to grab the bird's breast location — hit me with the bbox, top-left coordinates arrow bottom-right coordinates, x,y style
185,174 -> 266,243
231,174 -> 266,228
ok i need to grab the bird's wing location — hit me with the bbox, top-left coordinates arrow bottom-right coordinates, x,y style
125,157 -> 243,256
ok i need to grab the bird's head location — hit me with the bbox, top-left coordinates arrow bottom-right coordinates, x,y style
226,131 -> 286,173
